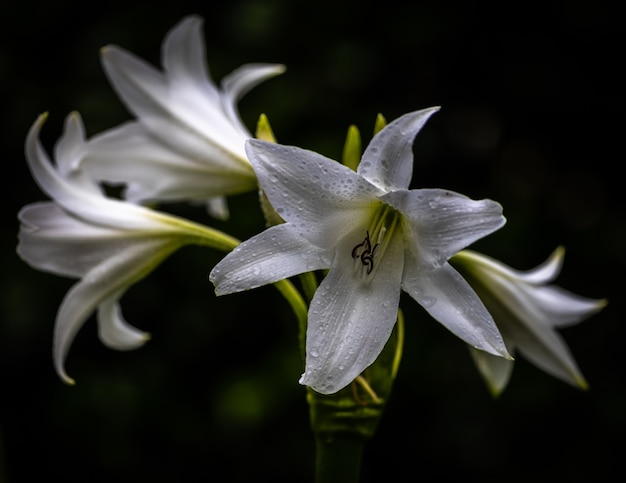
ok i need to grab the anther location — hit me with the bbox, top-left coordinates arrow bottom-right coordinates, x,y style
351,231 -> 379,274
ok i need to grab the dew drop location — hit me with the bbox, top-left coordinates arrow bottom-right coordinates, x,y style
420,296 -> 437,308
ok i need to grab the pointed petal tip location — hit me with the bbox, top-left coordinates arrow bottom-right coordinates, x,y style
273,63 -> 287,74
482,343 -> 514,362
100,45 -> 115,57
298,372 -> 344,395
29,112 -> 49,133
60,371 -> 76,386
487,384 -> 505,399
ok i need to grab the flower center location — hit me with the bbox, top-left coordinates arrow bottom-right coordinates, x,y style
351,203 -> 400,278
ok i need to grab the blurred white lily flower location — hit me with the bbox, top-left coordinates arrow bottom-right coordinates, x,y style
18,112 -> 238,384
451,248 -> 607,396
82,15 -> 285,219
211,107 -> 511,394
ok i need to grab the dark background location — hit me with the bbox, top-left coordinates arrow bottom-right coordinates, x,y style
1,0 -> 623,481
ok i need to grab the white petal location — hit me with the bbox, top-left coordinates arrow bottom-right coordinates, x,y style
451,249 -> 604,389
383,188 -> 505,264
161,15 -> 217,99
210,224 -> 332,295
402,260 -> 510,358
17,202 -> 133,277
100,45 -> 170,121
469,347 -> 514,396
512,246 -> 565,284
54,112 -> 86,177
455,250 -> 606,328
462,246 -> 565,285
220,63 -> 286,132
358,107 -> 440,191
528,285 -> 606,328
53,239 -> 181,384
245,139 -> 381,248
97,295 -> 150,350
203,196 -> 230,221
84,122 -> 257,203
25,115 -> 202,232
102,44 -> 248,162
100,16 -> 260,171
504,311 -> 588,388
299,226 -> 405,394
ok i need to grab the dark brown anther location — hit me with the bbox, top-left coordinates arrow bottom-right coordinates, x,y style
351,231 -> 379,274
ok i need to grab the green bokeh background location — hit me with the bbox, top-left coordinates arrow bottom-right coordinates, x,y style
1,1 -> 623,481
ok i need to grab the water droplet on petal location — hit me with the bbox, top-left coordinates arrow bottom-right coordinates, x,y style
420,296 -> 437,308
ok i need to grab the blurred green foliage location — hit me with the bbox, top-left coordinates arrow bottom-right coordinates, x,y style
1,0 -> 623,481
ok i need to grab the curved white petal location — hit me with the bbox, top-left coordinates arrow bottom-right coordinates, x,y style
506,310 -> 588,388
161,15 -> 218,98
220,63 -> 286,133
17,202 -> 141,278
25,114 -> 208,232
402,258 -> 510,358
455,250 -> 606,329
465,246 -> 565,285
101,44 -> 249,166
210,224 -> 332,295
97,296 -> 151,350
203,196 -> 230,221
54,111 -> 86,177
99,15 -> 284,192
383,188 -> 505,264
53,238 -> 181,384
245,139 -> 382,248
452,249 -> 605,391
469,347 -> 514,396
513,246 -> 565,284
358,107 -> 440,191
299,226 -> 405,394
84,122 -> 257,203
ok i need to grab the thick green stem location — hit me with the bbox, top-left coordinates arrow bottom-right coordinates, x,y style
314,433 -> 367,483
308,386 -> 384,483
307,315 -> 404,482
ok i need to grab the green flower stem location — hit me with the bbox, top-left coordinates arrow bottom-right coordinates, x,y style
309,387 -> 384,483
182,220 -> 241,252
314,432 -> 368,483
308,312 -> 404,482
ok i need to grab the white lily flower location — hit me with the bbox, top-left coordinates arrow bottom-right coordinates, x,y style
18,112 -> 238,384
210,107 -> 512,394
451,248 -> 607,396
81,15 -> 286,218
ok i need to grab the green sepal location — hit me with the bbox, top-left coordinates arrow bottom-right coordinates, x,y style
254,114 -> 284,227
341,125 -> 361,171
373,113 -> 387,135
255,113 -> 277,142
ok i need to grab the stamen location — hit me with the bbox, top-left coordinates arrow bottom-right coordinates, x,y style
350,203 -> 400,278
352,231 -> 379,274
